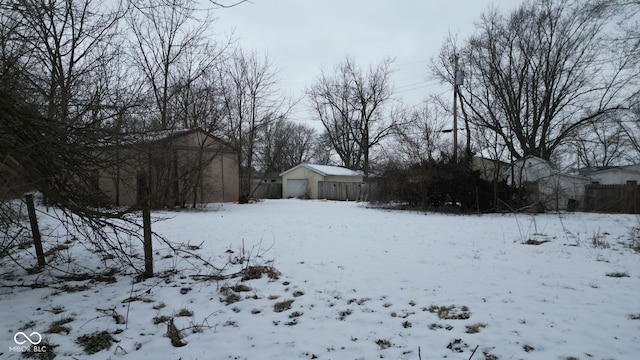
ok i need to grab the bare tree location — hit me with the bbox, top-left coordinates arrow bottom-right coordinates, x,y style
391,100 -> 449,164
127,0 -> 225,130
218,49 -> 289,201
256,118 -> 318,173
0,0 -> 177,277
308,57 -> 397,175
567,114 -> 637,168
310,132 -> 334,165
610,1 -> 640,156
433,0 -> 634,161
613,1 -> 640,54
171,51 -> 227,132
1,0 -> 126,203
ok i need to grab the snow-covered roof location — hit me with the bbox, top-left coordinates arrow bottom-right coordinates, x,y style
100,128 -> 233,149
280,163 -> 364,177
580,165 -> 640,176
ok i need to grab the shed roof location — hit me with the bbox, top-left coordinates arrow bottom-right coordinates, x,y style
579,165 -> 640,176
103,128 -> 234,150
280,164 -> 364,177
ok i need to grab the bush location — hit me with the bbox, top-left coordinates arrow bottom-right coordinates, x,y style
374,155 -> 513,213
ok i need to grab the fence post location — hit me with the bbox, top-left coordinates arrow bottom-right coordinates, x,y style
25,194 -> 46,268
142,196 -> 154,279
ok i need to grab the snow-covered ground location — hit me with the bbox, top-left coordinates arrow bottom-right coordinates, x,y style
1,199 -> 639,359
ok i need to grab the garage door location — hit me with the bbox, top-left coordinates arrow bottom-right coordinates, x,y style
287,179 -> 308,198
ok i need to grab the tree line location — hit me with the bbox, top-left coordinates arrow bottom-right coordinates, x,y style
0,0 -> 639,270
3,0 -> 637,200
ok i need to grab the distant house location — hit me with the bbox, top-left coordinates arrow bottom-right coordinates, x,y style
580,164 -> 640,213
471,156 -> 509,182
97,128 -> 239,207
280,164 -> 364,200
506,156 -> 589,211
579,164 -> 640,185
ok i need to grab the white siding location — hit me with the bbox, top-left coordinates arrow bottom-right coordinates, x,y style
589,169 -> 640,185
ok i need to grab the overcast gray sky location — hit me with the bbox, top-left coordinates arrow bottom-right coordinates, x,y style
213,0 -> 524,119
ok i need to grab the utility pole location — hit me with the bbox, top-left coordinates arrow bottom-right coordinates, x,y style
452,53 -> 464,162
452,54 -> 459,161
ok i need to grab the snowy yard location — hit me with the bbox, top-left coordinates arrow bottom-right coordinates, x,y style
1,199 -> 640,359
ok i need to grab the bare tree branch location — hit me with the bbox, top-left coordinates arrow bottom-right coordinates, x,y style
208,0 -> 251,9
307,57 -> 397,175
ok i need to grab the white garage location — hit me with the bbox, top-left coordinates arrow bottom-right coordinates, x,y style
280,163 -> 364,199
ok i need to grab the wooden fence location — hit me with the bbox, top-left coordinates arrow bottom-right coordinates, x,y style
251,182 -> 282,199
318,181 -> 366,201
583,183 -> 639,214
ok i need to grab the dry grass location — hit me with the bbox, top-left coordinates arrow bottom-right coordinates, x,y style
289,311 -> 303,318
153,315 -> 171,324
45,317 -> 74,334
76,331 -> 115,354
241,265 -> 280,280
338,309 -> 352,320
273,299 -> 294,313
231,283 -> 252,292
465,322 -> 487,334
428,323 -> 453,331
176,308 -> 193,317
167,318 -> 186,347
223,293 -> 241,305
427,305 -> 471,320
446,338 -> 468,353
375,339 -> 392,349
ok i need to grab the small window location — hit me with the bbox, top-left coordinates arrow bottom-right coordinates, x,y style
270,179 -> 276,183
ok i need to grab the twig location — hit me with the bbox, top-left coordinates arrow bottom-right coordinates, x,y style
469,345 -> 479,359
418,346 -> 422,360
79,315 -> 104,328
96,307 -> 125,324
125,280 -> 134,329
209,0 -> 251,9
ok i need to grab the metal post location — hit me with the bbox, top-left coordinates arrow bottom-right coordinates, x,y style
143,199 -> 153,279
25,194 -> 46,268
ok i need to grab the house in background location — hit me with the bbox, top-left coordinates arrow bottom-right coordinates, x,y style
280,164 -> 364,200
579,164 -> 640,213
506,156 -> 589,211
471,156 -> 509,182
579,164 -> 640,185
97,128 -> 239,208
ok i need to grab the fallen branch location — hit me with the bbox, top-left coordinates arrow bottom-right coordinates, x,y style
469,345 -> 479,359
